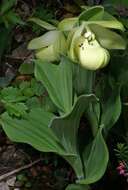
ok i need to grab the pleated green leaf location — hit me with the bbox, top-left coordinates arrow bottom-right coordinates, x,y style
51,94 -> 97,154
35,57 -> 73,114
73,64 -> 94,95
101,86 -> 121,132
0,108 -> 66,155
78,128 -> 109,184
51,94 -> 98,178
1,94 -> 98,180
87,100 -> 100,136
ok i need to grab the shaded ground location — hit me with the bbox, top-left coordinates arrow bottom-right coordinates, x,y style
0,132 -> 74,190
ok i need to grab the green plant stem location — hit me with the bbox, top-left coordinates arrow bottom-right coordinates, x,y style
64,155 -> 85,180
88,71 -> 98,137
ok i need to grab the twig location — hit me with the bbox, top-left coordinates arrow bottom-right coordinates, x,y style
5,55 -> 33,61
0,158 -> 42,182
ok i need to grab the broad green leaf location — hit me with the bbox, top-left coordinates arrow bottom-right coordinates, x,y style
95,76 -> 121,133
79,6 -> 104,22
58,17 -> 78,31
28,17 -> 56,30
51,94 -> 98,178
1,108 -> 66,155
66,184 -> 90,190
35,57 -> 73,114
1,95 -> 98,179
41,96 -> 57,113
28,30 -> 60,50
72,64 -> 99,136
89,24 -> 126,49
87,101 -> 100,136
64,155 -> 84,180
101,86 -> 121,132
73,64 -> 94,95
51,94 -> 97,154
109,55 -> 128,86
78,128 -> 109,184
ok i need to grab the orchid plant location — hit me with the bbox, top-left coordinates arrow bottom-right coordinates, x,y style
0,6 -> 127,190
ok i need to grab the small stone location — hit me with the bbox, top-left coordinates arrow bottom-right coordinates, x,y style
15,181 -> 24,187
7,176 -> 16,187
